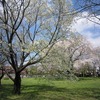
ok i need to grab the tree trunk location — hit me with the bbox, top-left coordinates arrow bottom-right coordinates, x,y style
0,72 -> 4,86
0,79 -> 1,86
13,72 -> 21,95
93,67 -> 97,77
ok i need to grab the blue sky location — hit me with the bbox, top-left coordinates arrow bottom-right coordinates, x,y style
0,0 -> 100,47
72,0 -> 100,47
72,12 -> 100,47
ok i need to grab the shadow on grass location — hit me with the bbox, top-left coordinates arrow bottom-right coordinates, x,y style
21,84 -> 70,100
0,84 -> 13,100
0,84 -> 100,100
22,84 -> 100,100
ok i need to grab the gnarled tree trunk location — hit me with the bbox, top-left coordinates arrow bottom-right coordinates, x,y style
13,72 -> 21,95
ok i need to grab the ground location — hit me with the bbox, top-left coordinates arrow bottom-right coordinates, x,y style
0,77 -> 100,100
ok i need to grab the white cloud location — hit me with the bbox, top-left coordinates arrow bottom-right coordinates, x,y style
88,36 -> 100,47
71,12 -> 100,47
0,4 -> 3,11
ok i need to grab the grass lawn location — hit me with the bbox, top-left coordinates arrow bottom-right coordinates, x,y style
0,77 -> 100,100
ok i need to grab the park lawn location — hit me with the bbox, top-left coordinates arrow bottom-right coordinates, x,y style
0,77 -> 100,100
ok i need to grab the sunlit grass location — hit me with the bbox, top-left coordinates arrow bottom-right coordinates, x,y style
0,77 -> 100,100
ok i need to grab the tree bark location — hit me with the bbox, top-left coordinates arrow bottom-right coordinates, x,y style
0,79 -> 1,86
13,72 -> 21,95
0,71 -> 4,86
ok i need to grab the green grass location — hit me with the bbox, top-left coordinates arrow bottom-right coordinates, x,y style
0,77 -> 100,100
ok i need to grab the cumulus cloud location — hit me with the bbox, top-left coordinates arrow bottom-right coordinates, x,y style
71,12 -> 100,47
